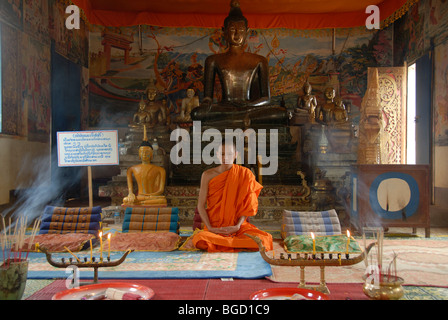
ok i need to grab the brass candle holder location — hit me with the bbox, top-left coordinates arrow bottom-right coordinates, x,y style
38,246 -> 134,285
245,234 -> 375,294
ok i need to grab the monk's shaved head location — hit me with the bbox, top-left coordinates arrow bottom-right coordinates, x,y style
216,140 -> 237,164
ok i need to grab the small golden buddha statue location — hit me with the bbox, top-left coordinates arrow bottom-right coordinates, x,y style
190,0 -> 286,127
145,81 -> 167,127
131,96 -> 151,127
178,88 -> 199,122
333,96 -> 349,123
122,128 -> 167,206
316,87 -> 336,125
297,82 -> 318,123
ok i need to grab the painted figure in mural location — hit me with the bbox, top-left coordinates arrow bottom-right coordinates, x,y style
316,87 -> 337,125
190,0 -> 287,127
145,81 -> 168,127
178,88 -> 199,122
333,96 -> 349,123
297,81 -> 318,123
122,132 -> 167,207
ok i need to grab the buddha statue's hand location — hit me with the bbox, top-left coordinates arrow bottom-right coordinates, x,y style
126,192 -> 136,204
231,101 -> 247,108
199,97 -> 212,109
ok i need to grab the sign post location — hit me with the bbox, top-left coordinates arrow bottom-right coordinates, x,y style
57,130 -> 119,207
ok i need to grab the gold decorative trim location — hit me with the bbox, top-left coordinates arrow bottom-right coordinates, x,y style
381,0 -> 420,29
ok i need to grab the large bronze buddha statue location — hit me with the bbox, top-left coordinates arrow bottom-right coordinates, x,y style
190,0 -> 287,127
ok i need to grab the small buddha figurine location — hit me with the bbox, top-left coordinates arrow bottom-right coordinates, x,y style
297,81 -> 318,123
178,88 -> 199,122
122,127 -> 167,206
145,81 -> 168,127
333,95 -> 349,123
131,96 -> 151,127
190,0 -> 287,127
316,87 -> 337,125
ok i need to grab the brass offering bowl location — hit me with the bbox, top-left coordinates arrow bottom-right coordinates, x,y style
362,274 -> 404,300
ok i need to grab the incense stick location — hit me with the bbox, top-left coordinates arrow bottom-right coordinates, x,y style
1,215 -> 42,268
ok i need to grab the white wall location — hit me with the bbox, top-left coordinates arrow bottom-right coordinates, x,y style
0,136 -> 50,205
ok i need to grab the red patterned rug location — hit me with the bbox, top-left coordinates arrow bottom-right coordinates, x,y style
26,278 -> 368,300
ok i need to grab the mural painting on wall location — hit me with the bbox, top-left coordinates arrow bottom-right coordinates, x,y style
48,0 -> 89,67
23,0 -> 50,45
21,33 -> 51,142
1,23 -> 22,136
425,0 -> 448,44
434,41 -> 448,146
88,24 -> 392,129
0,0 -> 22,29
393,1 -> 425,66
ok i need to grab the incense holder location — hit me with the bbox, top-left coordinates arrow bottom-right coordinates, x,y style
245,233 -> 375,294
362,274 -> 404,300
38,247 -> 133,285
0,259 -> 29,300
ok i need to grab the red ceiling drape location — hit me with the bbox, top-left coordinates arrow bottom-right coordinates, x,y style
71,0 -> 416,29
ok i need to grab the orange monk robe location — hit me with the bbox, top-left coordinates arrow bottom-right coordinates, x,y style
192,164 -> 273,252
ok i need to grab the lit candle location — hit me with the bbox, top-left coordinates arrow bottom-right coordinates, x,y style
99,231 -> 103,262
89,238 -> 93,262
311,232 -> 316,255
346,230 -> 351,254
107,233 -> 111,260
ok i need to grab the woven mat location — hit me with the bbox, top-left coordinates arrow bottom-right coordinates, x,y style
26,250 -> 272,280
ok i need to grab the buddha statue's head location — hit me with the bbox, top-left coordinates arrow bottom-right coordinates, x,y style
146,80 -> 158,101
303,82 -> 312,94
139,140 -> 153,162
334,96 -> 344,107
138,96 -> 146,110
324,87 -> 336,101
186,88 -> 195,98
223,0 -> 248,47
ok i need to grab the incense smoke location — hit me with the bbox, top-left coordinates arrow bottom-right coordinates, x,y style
1,149 -> 83,229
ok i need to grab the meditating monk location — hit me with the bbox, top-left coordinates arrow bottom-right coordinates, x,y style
191,141 -> 273,252
122,130 -> 167,206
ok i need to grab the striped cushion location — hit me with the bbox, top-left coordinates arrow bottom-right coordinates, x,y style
281,209 -> 341,238
122,207 -> 179,234
39,206 -> 102,235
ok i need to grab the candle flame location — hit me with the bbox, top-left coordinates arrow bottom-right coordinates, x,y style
311,232 -> 315,240
99,231 -> 102,237
107,233 -> 111,240
347,230 -> 350,238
